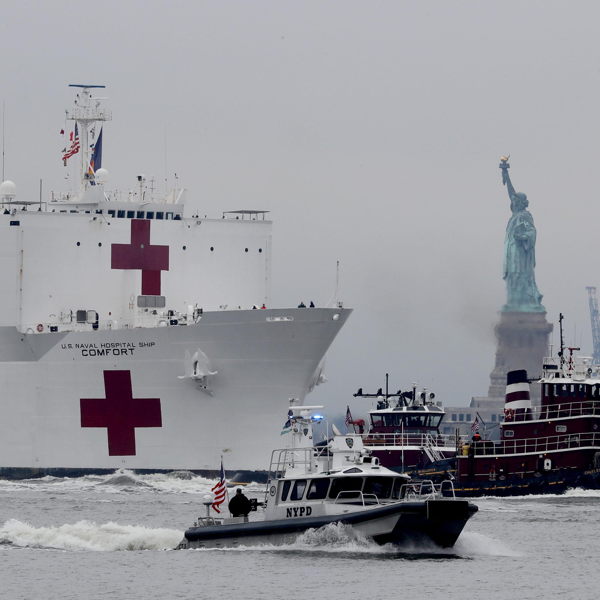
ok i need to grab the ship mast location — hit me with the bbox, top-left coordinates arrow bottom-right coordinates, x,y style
65,84 -> 111,196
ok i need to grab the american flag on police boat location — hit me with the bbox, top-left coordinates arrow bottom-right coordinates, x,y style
211,457 -> 227,513
470,415 -> 480,433
62,123 -> 80,162
345,405 -> 353,428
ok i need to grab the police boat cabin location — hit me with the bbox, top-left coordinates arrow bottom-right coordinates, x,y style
178,407 -> 478,549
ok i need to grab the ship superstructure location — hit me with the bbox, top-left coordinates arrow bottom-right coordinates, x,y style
0,85 -> 351,478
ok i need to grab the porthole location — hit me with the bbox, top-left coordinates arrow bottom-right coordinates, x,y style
259,248 -> 263,253
210,246 -> 214,252
76,242 -> 80,246
183,245 -> 187,250
98,242 -> 102,247
245,248 -> 248,253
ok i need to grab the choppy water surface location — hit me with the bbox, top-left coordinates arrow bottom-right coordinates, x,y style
1,471 -> 598,600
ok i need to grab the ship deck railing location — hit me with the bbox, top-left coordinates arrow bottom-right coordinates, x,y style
464,432 -> 600,457
362,432 -> 463,448
505,400 -> 600,423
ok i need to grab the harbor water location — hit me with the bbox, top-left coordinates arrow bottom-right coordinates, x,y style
1,471 -> 597,600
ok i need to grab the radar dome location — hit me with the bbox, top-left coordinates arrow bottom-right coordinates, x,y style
94,168 -> 109,184
0,180 -> 17,198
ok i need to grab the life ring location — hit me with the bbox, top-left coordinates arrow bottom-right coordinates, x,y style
504,408 -> 514,421
36,324 -> 44,333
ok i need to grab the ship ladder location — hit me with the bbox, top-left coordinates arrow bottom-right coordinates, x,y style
423,434 -> 444,463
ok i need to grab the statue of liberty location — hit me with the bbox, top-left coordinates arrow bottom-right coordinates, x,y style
499,157 -> 544,312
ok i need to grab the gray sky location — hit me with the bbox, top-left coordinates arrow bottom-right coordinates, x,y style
2,1 -> 599,412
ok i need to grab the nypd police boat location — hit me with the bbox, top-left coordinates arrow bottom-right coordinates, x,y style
177,407 -> 478,549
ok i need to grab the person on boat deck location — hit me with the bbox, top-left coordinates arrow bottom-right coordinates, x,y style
472,431 -> 482,442
229,488 -> 252,517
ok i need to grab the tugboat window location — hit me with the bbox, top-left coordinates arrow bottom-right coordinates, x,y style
328,477 -> 363,500
306,479 -> 330,500
290,479 -> 307,501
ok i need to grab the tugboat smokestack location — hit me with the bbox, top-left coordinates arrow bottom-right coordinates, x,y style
504,369 -> 532,421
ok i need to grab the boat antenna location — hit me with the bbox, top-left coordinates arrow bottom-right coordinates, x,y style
2,100 -> 5,181
385,372 -> 389,399
558,313 -> 565,368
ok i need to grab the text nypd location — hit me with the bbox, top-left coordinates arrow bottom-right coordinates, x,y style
286,506 -> 312,518
61,341 -> 156,357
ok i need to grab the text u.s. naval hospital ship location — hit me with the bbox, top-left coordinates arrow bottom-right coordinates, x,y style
0,85 -> 351,479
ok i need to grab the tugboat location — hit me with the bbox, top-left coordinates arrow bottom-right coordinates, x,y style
452,347 -> 600,496
351,376 -> 459,472
177,407 -> 478,549
351,318 -> 600,497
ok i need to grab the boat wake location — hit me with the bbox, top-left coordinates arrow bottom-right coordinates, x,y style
185,523 -> 518,559
0,519 -> 181,551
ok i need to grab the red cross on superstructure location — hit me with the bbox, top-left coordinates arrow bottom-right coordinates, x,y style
80,370 -> 162,456
111,219 -> 169,295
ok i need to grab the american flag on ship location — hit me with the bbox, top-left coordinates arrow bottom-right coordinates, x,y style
62,123 -> 80,162
470,415 -> 480,433
211,457 -> 227,513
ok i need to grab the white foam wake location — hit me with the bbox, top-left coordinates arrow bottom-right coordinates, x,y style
0,519 -> 182,551
453,531 -> 522,557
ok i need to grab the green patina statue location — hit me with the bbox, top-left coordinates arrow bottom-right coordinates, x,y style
499,157 -> 545,313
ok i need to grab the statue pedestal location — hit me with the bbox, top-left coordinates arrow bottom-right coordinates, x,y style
487,311 -> 553,403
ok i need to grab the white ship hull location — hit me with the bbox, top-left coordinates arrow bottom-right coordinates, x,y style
0,307 -> 350,478
0,86 -> 351,479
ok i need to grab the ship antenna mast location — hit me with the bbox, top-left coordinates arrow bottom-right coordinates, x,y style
558,312 -> 565,368
66,84 -> 111,195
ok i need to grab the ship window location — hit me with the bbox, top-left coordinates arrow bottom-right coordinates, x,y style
306,479 -> 330,500
166,212 -> 173,220
146,211 -> 154,219
556,425 -> 567,433
87,311 -> 98,324
371,415 -> 383,427
245,248 -> 248,253
95,209 -> 102,214
392,478 -> 407,500
459,414 -> 465,421
127,211 -> 135,219
290,479 -> 307,501
210,246 -> 214,252
363,476 -> 392,500
174,214 -> 181,220
451,414 -> 457,422
137,211 -> 145,218
328,477 -> 363,500
504,430 -> 514,438
259,248 -> 263,253
137,295 -> 166,308
280,480 -> 291,502
108,210 -> 115,217
156,212 -> 164,220
117,210 -> 125,218
76,310 -> 87,323
491,414 -> 497,422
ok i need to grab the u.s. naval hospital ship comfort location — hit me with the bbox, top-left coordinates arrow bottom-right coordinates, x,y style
0,85 -> 350,479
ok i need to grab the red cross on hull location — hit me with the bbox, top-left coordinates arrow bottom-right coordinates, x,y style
111,219 -> 169,295
80,370 -> 162,456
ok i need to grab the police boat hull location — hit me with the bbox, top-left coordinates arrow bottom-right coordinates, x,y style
178,498 -> 477,549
